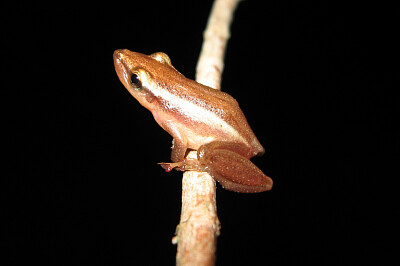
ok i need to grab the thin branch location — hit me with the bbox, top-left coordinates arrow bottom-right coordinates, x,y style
174,0 -> 241,265
196,0 -> 240,90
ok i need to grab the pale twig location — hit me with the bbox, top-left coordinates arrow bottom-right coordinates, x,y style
174,0 -> 242,265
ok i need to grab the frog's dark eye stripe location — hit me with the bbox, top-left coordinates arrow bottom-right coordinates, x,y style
130,73 -> 142,88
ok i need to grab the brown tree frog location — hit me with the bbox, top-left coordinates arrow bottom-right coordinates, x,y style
113,49 -> 273,193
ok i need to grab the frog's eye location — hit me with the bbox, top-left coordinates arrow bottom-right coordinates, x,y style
130,73 -> 142,89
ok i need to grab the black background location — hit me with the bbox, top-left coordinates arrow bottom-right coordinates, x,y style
2,1 -> 397,265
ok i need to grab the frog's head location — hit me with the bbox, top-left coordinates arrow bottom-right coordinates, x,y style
113,49 -> 181,111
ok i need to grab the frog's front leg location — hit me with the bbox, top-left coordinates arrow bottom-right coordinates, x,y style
158,140 -> 186,171
156,120 -> 188,170
160,141 -> 273,193
170,138 -> 188,162
158,136 -> 188,172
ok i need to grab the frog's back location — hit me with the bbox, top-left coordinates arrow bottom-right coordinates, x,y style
168,77 -> 265,156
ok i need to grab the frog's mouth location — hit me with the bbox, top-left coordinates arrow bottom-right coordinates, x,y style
113,49 -> 131,88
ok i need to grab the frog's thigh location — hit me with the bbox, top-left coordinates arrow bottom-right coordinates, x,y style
199,146 -> 273,193
197,141 -> 254,159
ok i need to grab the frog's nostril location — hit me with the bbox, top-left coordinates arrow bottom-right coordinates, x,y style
113,49 -> 124,61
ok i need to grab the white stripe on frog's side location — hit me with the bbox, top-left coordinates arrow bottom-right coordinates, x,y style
149,82 -> 248,145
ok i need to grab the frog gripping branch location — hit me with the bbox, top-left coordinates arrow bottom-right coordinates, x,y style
113,49 -> 272,193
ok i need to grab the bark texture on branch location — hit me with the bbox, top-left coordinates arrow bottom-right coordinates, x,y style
174,0 -> 241,265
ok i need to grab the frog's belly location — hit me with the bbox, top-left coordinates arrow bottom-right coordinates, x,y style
185,130 -> 216,150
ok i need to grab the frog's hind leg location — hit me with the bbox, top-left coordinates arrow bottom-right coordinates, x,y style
160,141 -> 273,193
197,141 -> 273,193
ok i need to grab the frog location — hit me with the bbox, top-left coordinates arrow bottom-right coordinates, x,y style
113,49 -> 272,193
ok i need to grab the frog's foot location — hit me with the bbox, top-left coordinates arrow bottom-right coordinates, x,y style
158,159 -> 204,172
158,161 -> 185,172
